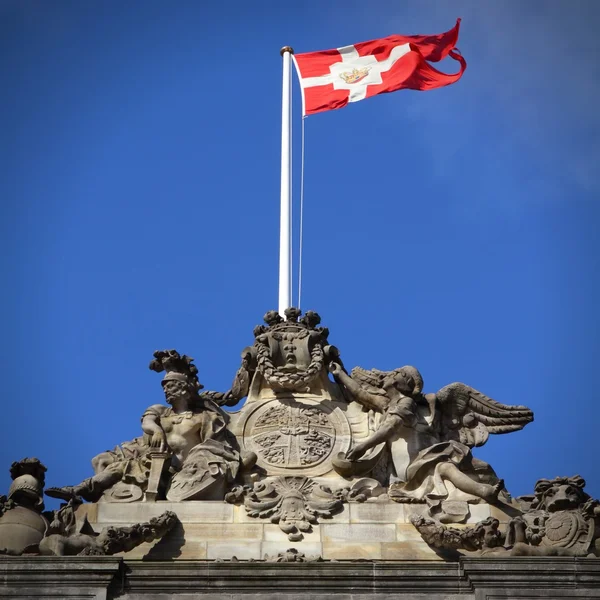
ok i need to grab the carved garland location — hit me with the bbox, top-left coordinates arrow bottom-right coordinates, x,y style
255,341 -> 325,391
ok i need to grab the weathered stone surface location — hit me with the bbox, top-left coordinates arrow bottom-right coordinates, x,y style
396,523 -> 435,542
322,541 -> 383,559
350,501 -> 405,523
261,541 -> 322,560
207,541 -> 261,560
263,523 -> 321,542
95,522 -> 263,541
116,537 -> 207,560
322,523 -> 396,542
381,541 -> 444,560
94,500 -> 234,524
490,500 -> 521,524
465,502 -> 491,523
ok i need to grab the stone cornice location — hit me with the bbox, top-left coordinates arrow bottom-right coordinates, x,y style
1,556 -> 599,598
0,556 -> 121,599
120,560 -> 467,594
120,557 -> 600,595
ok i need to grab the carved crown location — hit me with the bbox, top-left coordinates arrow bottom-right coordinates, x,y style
253,308 -> 329,343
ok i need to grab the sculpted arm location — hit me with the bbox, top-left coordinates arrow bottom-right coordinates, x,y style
141,405 -> 168,452
328,363 -> 387,412
346,413 -> 403,460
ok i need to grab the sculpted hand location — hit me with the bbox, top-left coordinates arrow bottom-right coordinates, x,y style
346,443 -> 367,461
328,362 -> 342,378
150,430 -> 167,452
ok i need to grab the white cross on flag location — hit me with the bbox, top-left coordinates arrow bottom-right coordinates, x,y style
293,19 -> 466,116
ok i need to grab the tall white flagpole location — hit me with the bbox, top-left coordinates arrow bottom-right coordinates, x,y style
278,46 -> 293,317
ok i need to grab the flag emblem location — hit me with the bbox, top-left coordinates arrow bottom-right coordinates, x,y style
293,19 -> 466,115
340,67 -> 371,84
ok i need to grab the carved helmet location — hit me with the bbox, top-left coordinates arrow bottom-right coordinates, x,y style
8,474 -> 44,509
149,349 -> 203,391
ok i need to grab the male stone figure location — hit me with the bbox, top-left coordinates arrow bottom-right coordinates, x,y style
46,350 -> 245,502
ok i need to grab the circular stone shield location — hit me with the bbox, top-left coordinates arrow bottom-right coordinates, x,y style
240,397 -> 351,476
541,511 -> 593,551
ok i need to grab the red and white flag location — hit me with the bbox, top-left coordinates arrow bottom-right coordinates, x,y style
293,19 -> 466,116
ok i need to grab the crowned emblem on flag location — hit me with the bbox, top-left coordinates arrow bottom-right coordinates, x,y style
293,19 -> 466,115
339,67 -> 371,84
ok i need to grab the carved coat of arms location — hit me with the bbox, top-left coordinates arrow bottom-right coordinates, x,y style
240,398 -> 350,477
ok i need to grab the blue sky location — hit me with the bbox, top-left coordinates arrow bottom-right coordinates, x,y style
1,0 -> 598,508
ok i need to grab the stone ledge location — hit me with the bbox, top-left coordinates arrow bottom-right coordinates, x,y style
461,556 -> 600,588
120,560 -> 468,594
0,556 -> 121,599
0,555 -> 121,579
1,557 -> 599,598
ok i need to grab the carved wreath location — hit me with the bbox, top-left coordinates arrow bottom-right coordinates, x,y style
255,339 -> 324,391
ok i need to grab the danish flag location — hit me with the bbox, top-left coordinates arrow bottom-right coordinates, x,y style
293,19 -> 466,116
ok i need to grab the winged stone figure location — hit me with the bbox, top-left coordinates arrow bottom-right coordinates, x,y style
329,363 -> 533,506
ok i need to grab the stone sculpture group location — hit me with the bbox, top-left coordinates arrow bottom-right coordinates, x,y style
1,308 -> 597,559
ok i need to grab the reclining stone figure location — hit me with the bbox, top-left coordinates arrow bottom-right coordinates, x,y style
46,350 -> 251,503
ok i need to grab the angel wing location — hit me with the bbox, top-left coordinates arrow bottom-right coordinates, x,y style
350,366 -> 390,397
436,382 -> 533,447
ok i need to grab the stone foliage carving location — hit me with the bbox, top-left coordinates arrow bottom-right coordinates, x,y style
216,547 -> 324,563
411,515 -> 504,552
329,362 -> 532,521
226,476 -> 346,541
412,475 -> 600,557
264,547 -> 324,562
38,502 -> 177,556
